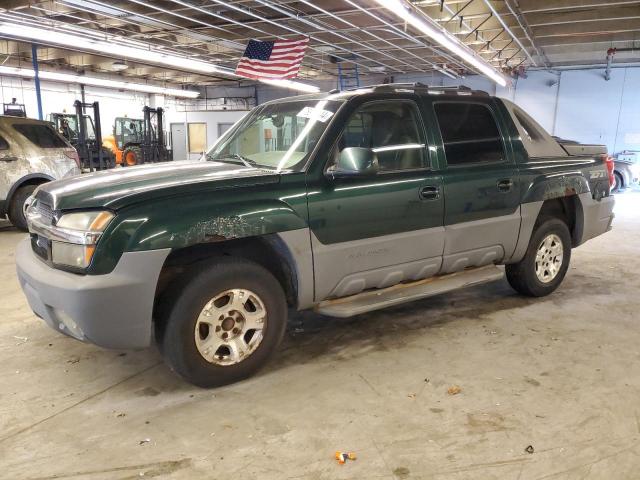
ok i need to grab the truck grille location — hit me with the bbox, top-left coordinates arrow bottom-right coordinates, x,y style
34,201 -> 54,226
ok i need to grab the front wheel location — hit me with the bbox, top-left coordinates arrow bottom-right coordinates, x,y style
506,218 -> 572,297
8,184 -> 38,232
158,257 -> 287,388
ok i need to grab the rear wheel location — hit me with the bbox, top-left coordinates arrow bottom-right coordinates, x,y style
8,184 -> 38,232
612,171 -> 623,192
158,257 -> 287,388
506,217 -> 572,297
122,146 -> 142,166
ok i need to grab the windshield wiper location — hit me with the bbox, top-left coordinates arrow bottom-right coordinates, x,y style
211,153 -> 257,168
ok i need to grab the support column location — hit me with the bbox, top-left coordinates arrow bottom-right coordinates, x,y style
31,43 -> 43,120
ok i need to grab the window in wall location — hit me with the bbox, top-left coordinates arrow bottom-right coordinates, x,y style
434,102 -> 504,166
335,100 -> 427,171
188,123 -> 207,153
12,123 -> 67,148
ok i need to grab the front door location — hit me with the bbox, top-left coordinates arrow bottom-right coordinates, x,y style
170,123 -> 187,161
429,99 -> 520,272
307,97 -> 445,301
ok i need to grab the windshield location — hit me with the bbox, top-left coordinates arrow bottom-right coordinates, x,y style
206,99 -> 342,172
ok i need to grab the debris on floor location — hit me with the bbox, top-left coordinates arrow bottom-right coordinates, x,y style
525,445 -> 535,454
335,451 -> 356,464
407,393 -> 416,399
139,438 -> 151,446
447,385 -> 462,395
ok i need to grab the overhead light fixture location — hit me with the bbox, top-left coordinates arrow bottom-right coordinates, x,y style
259,79 -> 320,94
110,61 -> 128,71
0,66 -> 200,98
371,0 -> 508,86
0,21 -> 320,94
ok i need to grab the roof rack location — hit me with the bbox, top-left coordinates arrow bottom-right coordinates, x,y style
367,82 -> 489,97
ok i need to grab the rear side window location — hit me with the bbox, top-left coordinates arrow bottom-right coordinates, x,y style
0,135 -> 8,150
434,102 -> 504,166
13,123 -> 68,148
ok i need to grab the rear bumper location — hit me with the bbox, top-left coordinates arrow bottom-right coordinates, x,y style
16,238 -> 170,349
580,194 -> 615,244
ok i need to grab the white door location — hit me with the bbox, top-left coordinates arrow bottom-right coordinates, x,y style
170,123 -> 187,161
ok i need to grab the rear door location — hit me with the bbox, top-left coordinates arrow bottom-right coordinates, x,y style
429,98 -> 520,272
307,95 -> 445,301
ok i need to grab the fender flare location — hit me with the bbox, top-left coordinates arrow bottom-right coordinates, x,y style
5,173 -> 54,212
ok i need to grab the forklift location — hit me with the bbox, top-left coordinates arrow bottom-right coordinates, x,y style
103,106 -> 171,166
3,98 -> 27,117
49,101 -> 115,171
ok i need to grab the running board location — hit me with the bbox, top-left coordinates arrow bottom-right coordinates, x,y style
315,265 -> 504,318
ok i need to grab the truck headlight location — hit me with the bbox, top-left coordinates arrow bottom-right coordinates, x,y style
51,211 -> 114,269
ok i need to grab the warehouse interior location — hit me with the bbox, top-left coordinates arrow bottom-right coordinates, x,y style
1,0 -> 640,478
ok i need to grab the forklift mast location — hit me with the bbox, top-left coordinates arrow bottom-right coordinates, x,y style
142,106 -> 171,163
73,100 -> 114,171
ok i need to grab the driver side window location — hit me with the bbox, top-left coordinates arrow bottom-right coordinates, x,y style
332,100 -> 427,171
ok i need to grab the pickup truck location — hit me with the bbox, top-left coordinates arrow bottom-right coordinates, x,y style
16,84 -> 615,387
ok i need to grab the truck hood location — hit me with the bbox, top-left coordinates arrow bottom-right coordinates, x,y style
36,160 -> 281,211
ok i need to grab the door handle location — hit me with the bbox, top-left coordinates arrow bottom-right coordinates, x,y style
419,185 -> 440,200
497,179 -> 513,192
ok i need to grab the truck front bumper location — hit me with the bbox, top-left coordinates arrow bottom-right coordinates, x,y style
16,238 -> 170,349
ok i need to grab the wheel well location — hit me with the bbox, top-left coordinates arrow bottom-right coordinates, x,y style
538,196 -> 579,246
154,236 -> 298,314
614,169 -> 624,186
7,176 -> 51,208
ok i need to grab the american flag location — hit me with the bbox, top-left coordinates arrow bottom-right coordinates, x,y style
235,37 -> 309,80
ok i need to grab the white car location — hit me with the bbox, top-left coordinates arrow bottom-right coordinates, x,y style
613,151 -> 640,192
0,116 -> 80,230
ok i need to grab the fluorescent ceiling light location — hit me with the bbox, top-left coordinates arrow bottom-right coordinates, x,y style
0,21 -> 321,94
372,0 -> 507,87
259,79 -> 320,94
0,22 -> 222,74
0,66 -> 200,98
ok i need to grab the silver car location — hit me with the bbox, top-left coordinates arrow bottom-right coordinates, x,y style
613,151 -> 640,192
0,116 -> 80,230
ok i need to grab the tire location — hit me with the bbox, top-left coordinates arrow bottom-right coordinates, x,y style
122,146 -> 142,166
8,184 -> 38,232
158,257 -> 287,388
612,172 -> 623,193
506,217 -> 572,297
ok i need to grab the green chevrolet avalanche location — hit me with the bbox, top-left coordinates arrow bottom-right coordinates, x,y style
17,84 -> 615,387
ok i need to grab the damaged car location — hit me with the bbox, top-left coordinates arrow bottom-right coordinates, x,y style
0,116 -> 80,230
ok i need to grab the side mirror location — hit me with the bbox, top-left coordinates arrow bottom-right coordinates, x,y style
328,147 -> 379,178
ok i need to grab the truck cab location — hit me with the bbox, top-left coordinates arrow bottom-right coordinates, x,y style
16,84 -> 615,387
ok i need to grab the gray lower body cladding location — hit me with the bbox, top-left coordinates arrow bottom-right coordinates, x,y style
15,238 -> 170,349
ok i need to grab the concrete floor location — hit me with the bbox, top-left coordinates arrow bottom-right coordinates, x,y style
1,191 -> 639,480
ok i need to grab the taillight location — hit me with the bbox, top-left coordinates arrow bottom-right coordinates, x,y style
601,154 -> 615,187
64,148 -> 81,168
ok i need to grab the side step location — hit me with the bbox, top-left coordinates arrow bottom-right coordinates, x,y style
315,265 -> 504,318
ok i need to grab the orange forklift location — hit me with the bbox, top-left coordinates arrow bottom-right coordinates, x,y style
103,106 -> 171,166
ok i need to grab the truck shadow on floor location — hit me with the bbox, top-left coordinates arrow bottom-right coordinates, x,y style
61,273 -> 614,391
264,273 -> 612,376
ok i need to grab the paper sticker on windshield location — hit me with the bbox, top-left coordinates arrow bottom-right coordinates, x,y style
297,107 -> 334,123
